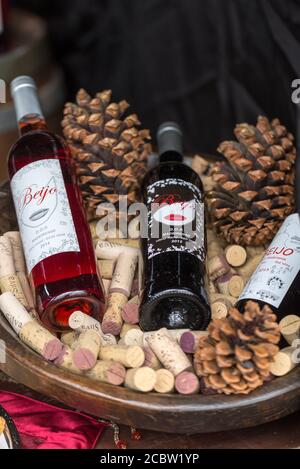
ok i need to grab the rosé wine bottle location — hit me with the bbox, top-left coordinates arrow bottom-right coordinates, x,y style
8,76 -> 105,331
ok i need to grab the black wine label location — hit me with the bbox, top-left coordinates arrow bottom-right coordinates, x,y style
147,178 -> 205,260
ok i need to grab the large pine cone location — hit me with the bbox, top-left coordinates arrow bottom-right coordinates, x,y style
194,301 -> 280,395
62,89 -> 152,217
207,116 -> 295,246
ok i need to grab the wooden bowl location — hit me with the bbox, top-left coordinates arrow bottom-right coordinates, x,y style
0,181 -> 300,434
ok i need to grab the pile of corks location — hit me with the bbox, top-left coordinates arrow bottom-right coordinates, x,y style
0,221 -> 299,396
0,156 -> 298,395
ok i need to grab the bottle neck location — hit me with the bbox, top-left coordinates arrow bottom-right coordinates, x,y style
11,76 -> 47,136
18,113 -> 48,136
159,150 -> 183,163
157,122 -> 184,164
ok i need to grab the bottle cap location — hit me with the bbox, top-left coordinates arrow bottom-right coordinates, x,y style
156,121 -> 183,159
10,76 -> 37,95
10,75 -> 43,122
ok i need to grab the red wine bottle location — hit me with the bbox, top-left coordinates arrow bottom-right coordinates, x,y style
8,76 -> 105,331
139,122 -> 211,331
237,213 -> 300,321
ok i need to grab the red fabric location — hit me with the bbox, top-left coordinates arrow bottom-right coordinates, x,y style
0,391 -> 106,449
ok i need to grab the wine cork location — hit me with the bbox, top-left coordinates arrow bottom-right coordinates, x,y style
97,259 -> 115,279
120,323 -> 140,338
54,345 -> 82,373
99,334 -> 117,347
207,228 -> 224,246
128,216 -> 140,239
61,330 -> 79,348
102,279 -> 111,296
216,273 -> 244,298
107,238 -> 139,249
207,241 -> 222,260
101,292 -> 128,335
211,296 -> 232,319
168,329 -> 190,342
237,253 -> 264,280
208,255 -> 230,281
125,367 -> 156,392
208,280 -> 217,295
210,292 -> 236,306
225,245 -> 247,267
96,240 -> 136,260
270,346 -> 299,376
121,295 -> 140,324
68,310 -> 103,334
4,232 -> 26,273
122,328 -> 144,347
192,154 -> 209,175
110,250 -> 138,297
0,236 -> 16,277
142,328 -> 189,346
279,315 -> 300,345
19,320 -> 63,360
130,278 -> 140,298
228,275 -> 244,298
246,246 -> 265,257
180,331 -> 208,353
142,347 -> 161,370
145,328 -> 192,376
0,273 -> 30,309
88,360 -> 126,385
99,345 -> 145,368
175,371 -> 200,395
95,223 -> 124,240
201,175 -> 214,192
0,291 -> 32,334
17,271 -> 35,309
72,330 -> 101,370
154,369 -> 175,393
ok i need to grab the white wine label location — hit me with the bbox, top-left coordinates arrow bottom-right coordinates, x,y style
239,214 -> 300,308
11,159 -> 79,272
147,178 -> 205,260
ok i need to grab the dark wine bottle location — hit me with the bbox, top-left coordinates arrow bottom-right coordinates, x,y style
237,213 -> 300,321
139,122 -> 211,331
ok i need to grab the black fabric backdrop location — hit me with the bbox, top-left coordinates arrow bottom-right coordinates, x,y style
13,0 -> 300,153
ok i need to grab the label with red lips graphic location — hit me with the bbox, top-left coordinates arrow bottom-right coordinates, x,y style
11,159 -> 79,272
147,178 -> 205,260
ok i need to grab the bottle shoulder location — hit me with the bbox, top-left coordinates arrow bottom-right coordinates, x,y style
8,130 -> 64,154
142,161 -> 203,189
7,130 -> 70,176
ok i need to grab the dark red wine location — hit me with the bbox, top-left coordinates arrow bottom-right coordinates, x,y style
139,122 -> 211,331
8,76 -> 105,330
237,213 -> 300,321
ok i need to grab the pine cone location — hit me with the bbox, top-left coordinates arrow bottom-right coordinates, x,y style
194,301 -> 280,395
207,116 -> 295,246
62,89 -> 152,217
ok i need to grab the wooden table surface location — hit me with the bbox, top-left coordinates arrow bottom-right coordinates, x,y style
0,372 -> 299,449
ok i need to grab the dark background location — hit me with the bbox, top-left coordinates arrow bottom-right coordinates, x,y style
12,0 -> 300,153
